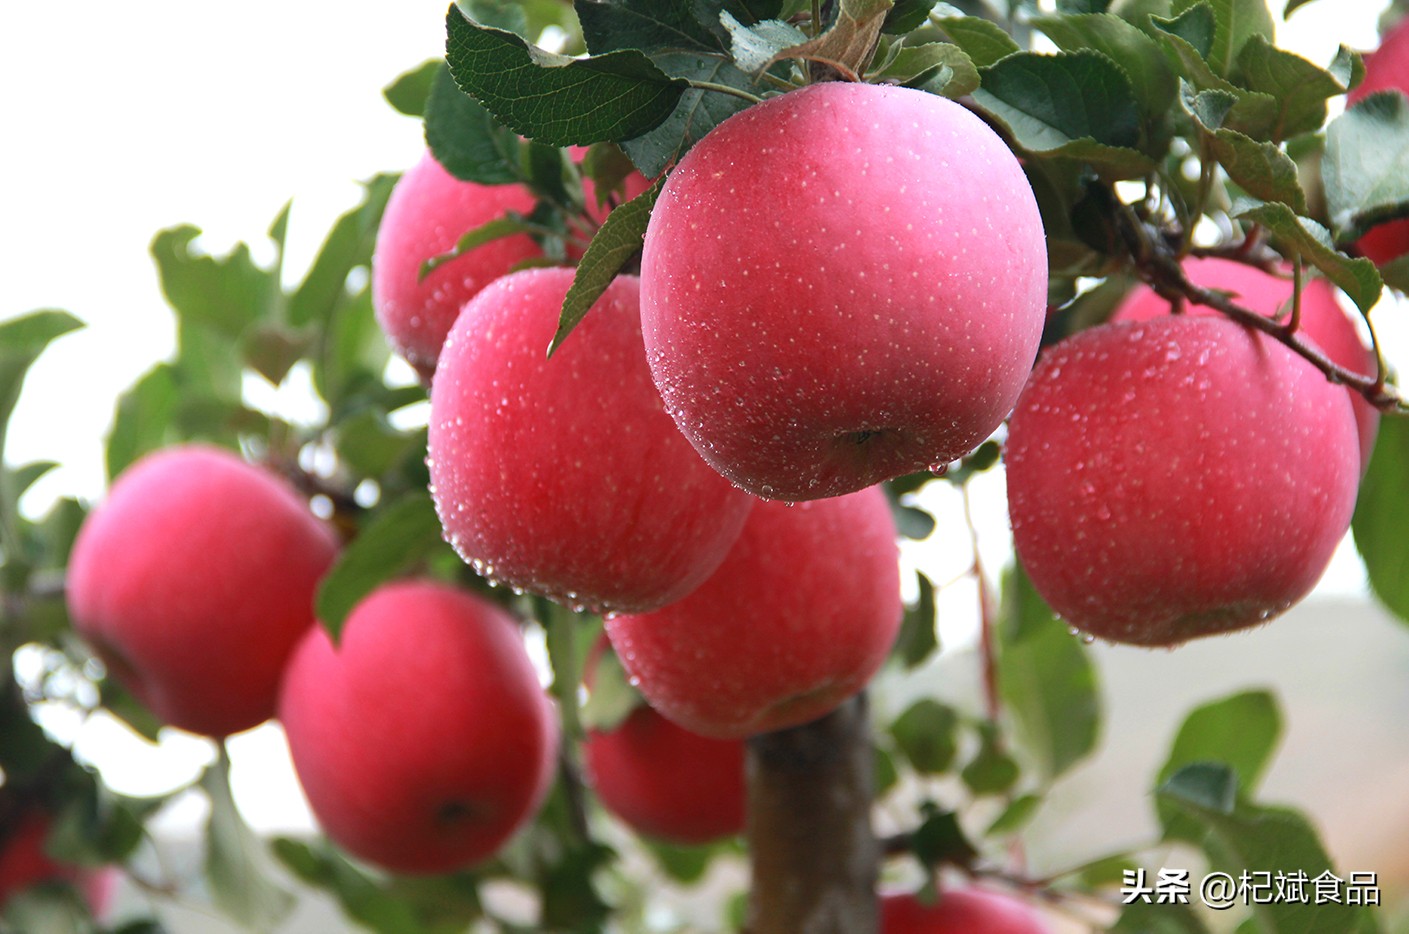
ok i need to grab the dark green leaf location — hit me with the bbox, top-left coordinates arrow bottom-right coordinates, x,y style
883,0 -> 937,33
894,571 -> 938,669
316,493 -> 449,639
577,1 -> 721,54
1152,6 -> 1237,96
873,43 -> 981,99
933,15 -> 1022,67
998,564 -> 1101,781
1234,36 -> 1352,141
889,698 -> 959,774
1180,83 -> 1307,212
1158,690 -> 1281,792
874,744 -> 899,795
421,214 -> 545,281
1353,415 -> 1409,626
445,10 -> 688,147
202,753 -> 294,930
1283,0 -> 1321,14
539,841 -> 615,929
1324,92 -> 1409,242
424,64 -> 524,188
910,804 -> 978,868
960,725 -> 1020,795
242,324 -> 312,386
1172,0 -> 1273,78
973,51 -> 1155,178
1161,761 -> 1238,814
150,226 -> 273,339
1231,199 -> 1383,312
647,840 -> 714,884
105,365 -> 178,482
1059,0 -> 1114,10
383,58 -> 442,117
619,53 -> 759,177
1033,13 -> 1177,116
550,175 -> 663,355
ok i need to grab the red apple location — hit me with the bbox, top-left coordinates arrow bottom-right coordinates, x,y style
1346,17 -> 1409,265
1113,256 -> 1379,467
1006,316 -> 1361,646
428,267 -> 755,614
277,580 -> 557,875
67,445 -> 338,737
605,487 -> 901,739
0,811 -> 117,918
882,888 -> 1049,933
639,81 -> 1047,501
372,150 -> 542,379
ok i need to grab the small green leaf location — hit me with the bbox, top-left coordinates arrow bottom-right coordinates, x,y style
894,571 -> 938,668
421,214 -> 544,280
883,0 -> 937,33
1180,83 -> 1307,212
383,58 -> 441,117
1158,690 -> 1281,793
1324,92 -> 1409,242
424,64 -> 524,188
1173,0 -> 1274,78
619,54 -> 759,177
648,840 -> 715,884
445,10 -> 687,147
1032,13 -> 1177,116
889,698 -> 959,774
1231,199 -> 1383,312
550,175 -> 663,355
960,725 -> 1020,795
722,15 -> 809,74
105,364 -> 178,481
202,752 -> 294,930
1160,761 -> 1239,814
910,804 -> 978,868
1059,0 -> 1114,11
873,43 -> 980,99
316,493 -> 449,639
150,226 -> 274,339
933,15 -> 1022,67
1353,415 -> 1409,626
986,793 -> 1042,835
1234,36 -> 1352,141
272,837 -> 444,934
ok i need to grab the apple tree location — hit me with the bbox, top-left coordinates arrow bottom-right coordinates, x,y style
3,0 -> 1409,932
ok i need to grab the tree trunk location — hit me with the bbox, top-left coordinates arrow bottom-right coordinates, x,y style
745,694 -> 877,934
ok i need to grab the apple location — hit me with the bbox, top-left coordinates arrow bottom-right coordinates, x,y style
881,888 -> 1048,933
277,580 -> 557,875
67,445 -> 338,738
1346,16 -> 1409,265
1006,316 -> 1361,646
605,486 -> 901,739
0,811 -> 116,917
427,267 -> 755,614
372,150 -> 542,380
1113,255 -> 1379,467
639,81 -> 1047,501
581,643 -> 745,844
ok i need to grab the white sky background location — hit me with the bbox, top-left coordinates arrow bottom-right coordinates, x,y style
0,1 -> 1399,830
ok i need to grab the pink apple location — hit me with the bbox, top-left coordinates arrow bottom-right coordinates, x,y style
639,81 -> 1047,500
67,445 -> 338,737
278,580 -> 557,875
882,888 -> 1049,933
1114,255 -> 1379,466
1346,17 -> 1409,265
1006,316 -> 1361,646
428,267 -> 755,613
605,487 -> 901,739
372,150 -> 541,379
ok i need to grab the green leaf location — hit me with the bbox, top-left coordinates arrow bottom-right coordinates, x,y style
0,310 -> 84,465
884,0 -> 938,33
542,600 -> 586,740
933,15 -> 1022,67
424,64 -> 524,187
1234,36 -> 1352,141
315,493 -> 449,640
10,461 -> 58,502
383,58 -> 442,117
1180,83 -> 1307,212
272,837 -> 450,934
619,53 -> 759,177
550,175 -> 663,355
445,9 -> 687,147
986,793 -> 1042,835
1353,415 -> 1409,626
872,43 -> 981,99
747,0 -> 895,78
150,226 -> 274,339
894,571 -> 938,668
577,1 -> 722,54
721,15 -> 810,74
0,886 -> 94,934
1324,92 -> 1409,242
909,804 -> 978,867
105,364 -> 178,482
1151,6 -> 1238,96
1231,199 -> 1383,313
647,840 -> 715,884
202,752 -> 294,930
242,323 -> 312,386
1033,13 -> 1178,116
960,724 -> 1020,795
1172,0 -> 1274,78
289,173 -> 396,331
997,564 -> 1101,781
1112,899 -> 1214,934
1283,0 -> 1321,15
1158,690 -> 1281,792
581,644 -> 640,733
973,51 -> 1156,178
889,698 -> 959,774
333,411 -> 424,480
1059,0 -> 1114,10
422,213 -> 545,281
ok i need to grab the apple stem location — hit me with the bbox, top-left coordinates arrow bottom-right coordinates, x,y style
745,695 -> 878,934
963,487 -> 1002,725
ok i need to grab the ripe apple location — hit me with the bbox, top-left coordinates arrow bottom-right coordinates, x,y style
881,888 -> 1048,933
1113,255 -> 1379,467
67,445 -> 338,738
1346,16 -> 1409,265
0,811 -> 116,917
428,267 -> 755,614
277,580 -> 558,875
581,642 -> 745,844
605,486 -> 901,739
639,81 -> 1047,501
1006,316 -> 1361,646
372,150 -> 541,380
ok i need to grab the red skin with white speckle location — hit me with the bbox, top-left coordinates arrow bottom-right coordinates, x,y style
1114,256 -> 1379,469
278,581 -> 557,875
881,889 -> 1049,933
1346,18 -> 1409,264
606,487 -> 901,739
67,445 -> 338,737
640,82 -> 1047,501
1006,316 -> 1361,647
428,268 -> 755,613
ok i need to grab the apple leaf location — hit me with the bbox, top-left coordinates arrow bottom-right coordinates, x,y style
1112,900 -> 1214,933
0,310 -> 83,472
203,752 -> 295,931
985,793 -> 1042,836
721,14 -> 809,74
383,58 -> 442,117
1157,690 -> 1282,793
1181,83 -> 1308,213
1230,198 -> 1382,312
445,9 -> 687,147
932,15 -> 1021,67
0,887 -> 94,934
550,175 -> 663,356
1353,415 -> 1409,628
105,364 -> 179,482
424,64 -> 524,187
745,0 -> 895,78
1233,36 -> 1355,141
151,225 -> 275,339
580,645 -> 641,733
1058,0 -> 1113,11
619,53 -> 760,177
997,564 -> 1101,782
1173,0 -> 1274,79
1324,92 -> 1409,243
871,43 -> 980,99
577,0 -> 722,55
1032,13 -> 1177,117
889,698 -> 959,774
883,0 -> 936,33
959,723 -> 1020,795
893,571 -> 938,669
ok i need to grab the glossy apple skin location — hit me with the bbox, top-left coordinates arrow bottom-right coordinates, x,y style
0,812 -> 117,917
67,445 -> 338,738
640,81 -> 1047,501
278,581 -> 558,875
583,704 -> 746,845
1347,18 -> 1409,264
1114,256 -> 1379,468
1006,316 -> 1361,646
428,267 -> 755,614
372,150 -> 541,379
882,889 -> 1048,933
606,487 -> 901,739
